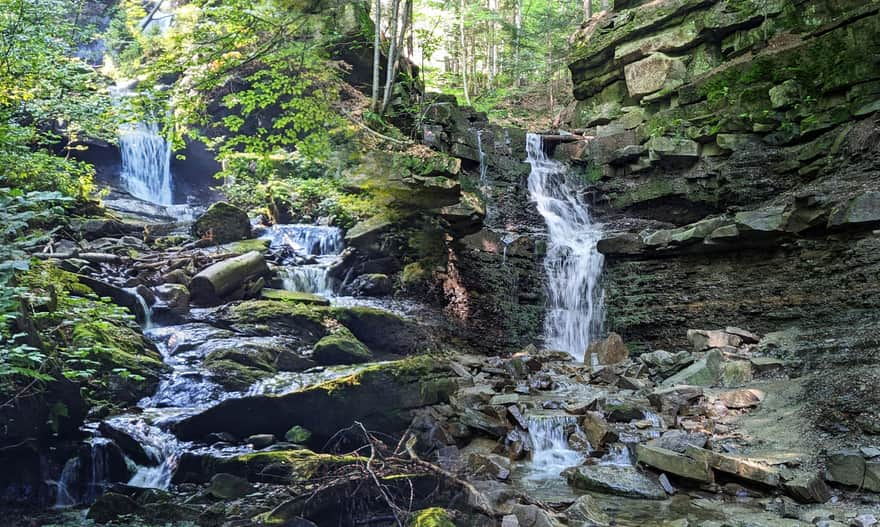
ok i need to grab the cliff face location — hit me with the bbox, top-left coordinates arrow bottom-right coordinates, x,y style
564,0 -> 880,430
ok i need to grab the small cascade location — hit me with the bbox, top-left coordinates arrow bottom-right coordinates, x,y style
261,224 -> 344,296
119,121 -> 174,206
51,438 -> 115,507
128,288 -> 153,330
124,420 -> 182,490
601,443 -> 633,466
526,133 -> 605,361
526,415 -> 586,479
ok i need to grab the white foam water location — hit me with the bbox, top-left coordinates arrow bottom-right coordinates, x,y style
119,121 -> 174,206
526,415 -> 586,480
526,133 -> 605,361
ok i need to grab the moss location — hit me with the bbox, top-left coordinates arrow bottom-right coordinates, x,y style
220,238 -> 270,255
210,449 -> 364,481
401,262 -> 431,287
409,508 -> 455,527
260,288 -> 330,305
202,359 -> 271,391
312,326 -> 373,365
71,321 -> 164,375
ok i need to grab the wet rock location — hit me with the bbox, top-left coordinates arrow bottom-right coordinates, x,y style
563,464 -> 666,499
565,495 -> 611,526
343,273 -> 392,296
285,425 -> 312,444
312,327 -> 372,365
274,349 -> 315,371
173,358 -> 456,445
192,202 -> 252,244
636,444 -> 713,482
717,389 -> 765,409
154,283 -> 190,314
605,402 -> 647,422
582,411 -> 616,448
460,408 -> 509,438
469,452 -> 511,481
98,422 -> 155,466
512,504 -> 563,527
783,472 -> 832,503
87,492 -> 140,522
247,434 -> 276,449
207,473 -> 255,499
586,332 -> 629,365
260,289 -> 330,305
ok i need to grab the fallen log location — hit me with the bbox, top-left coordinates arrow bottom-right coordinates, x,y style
190,250 -> 268,306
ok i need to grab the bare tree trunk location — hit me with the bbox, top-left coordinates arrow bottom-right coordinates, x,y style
381,0 -> 411,114
602,0 -> 610,11
583,0 -> 592,20
371,0 -> 381,111
488,0 -> 497,85
459,0 -> 472,105
514,0 -> 522,88
380,0 -> 401,114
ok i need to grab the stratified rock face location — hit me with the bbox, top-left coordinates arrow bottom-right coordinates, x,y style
563,0 -> 880,430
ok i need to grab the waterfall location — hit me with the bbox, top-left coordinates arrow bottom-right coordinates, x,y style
527,415 -> 586,479
476,129 -> 488,184
526,133 -> 604,361
261,224 -> 344,296
51,438 -> 115,507
119,121 -> 174,206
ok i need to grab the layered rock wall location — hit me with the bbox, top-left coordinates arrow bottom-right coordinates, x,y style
562,0 -> 880,429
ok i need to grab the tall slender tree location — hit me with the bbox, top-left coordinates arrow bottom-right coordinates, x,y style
371,0 -> 382,111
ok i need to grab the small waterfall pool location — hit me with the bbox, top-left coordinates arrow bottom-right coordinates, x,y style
525,132 -> 605,362
260,224 -> 344,296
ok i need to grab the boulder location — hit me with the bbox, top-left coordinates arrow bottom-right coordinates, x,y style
153,283 -> 190,314
783,472 -> 832,503
207,473 -> 255,499
87,492 -> 140,522
192,202 -> 252,243
344,273 -> 393,296
581,411 -> 616,448
828,192 -> 880,228
623,53 -> 686,97
469,452 -> 512,481
685,446 -> 780,487
565,495 -> 611,526
586,332 -> 629,365
660,349 -> 723,387
260,289 -> 330,306
563,464 -> 666,499
511,504 -> 562,527
716,388 -> 765,409
721,361 -> 753,387
635,444 -> 713,482
825,449 -> 880,492
173,358 -> 456,445
312,327 -> 373,365
649,430 -> 708,453
460,408 -> 509,438
686,329 -> 742,352
648,386 -> 703,415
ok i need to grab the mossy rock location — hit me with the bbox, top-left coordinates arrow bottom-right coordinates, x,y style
203,359 -> 272,392
260,288 -> 330,306
312,327 -> 372,365
285,425 -> 312,443
329,306 -> 428,356
192,202 -> 252,244
217,238 -> 270,255
216,300 -> 329,342
174,448 -> 363,484
71,321 -> 166,402
409,508 -> 456,527
173,356 -> 458,444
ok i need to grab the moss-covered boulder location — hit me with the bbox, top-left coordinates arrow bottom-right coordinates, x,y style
329,306 -> 429,356
173,357 -> 458,444
71,320 -> 167,402
409,508 -> 456,527
192,202 -> 252,244
312,327 -> 372,365
260,288 -> 330,305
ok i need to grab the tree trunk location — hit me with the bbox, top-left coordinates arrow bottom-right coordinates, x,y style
381,0 -> 411,114
514,0 -> 522,88
380,0 -> 401,114
371,0 -> 381,111
459,0 -> 472,105
583,0 -> 592,20
190,251 -> 269,306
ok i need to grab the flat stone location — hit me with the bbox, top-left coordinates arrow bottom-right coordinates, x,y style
829,192 -> 880,227
490,394 -> 521,406
783,471 -> 831,503
563,464 -> 666,500
749,357 -> 786,374
717,388 -> 765,409
686,446 -> 780,487
636,444 -> 714,482
260,289 -> 330,306
565,495 -> 611,526
687,329 -> 742,352
661,349 -> 723,387
649,430 -> 708,453
624,53 -> 687,97
512,504 -> 561,527
460,408 -> 509,438
735,206 -> 787,232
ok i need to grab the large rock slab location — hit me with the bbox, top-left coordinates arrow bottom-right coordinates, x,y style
563,464 -> 666,499
173,358 -> 457,444
636,444 -> 714,482
623,53 -> 686,97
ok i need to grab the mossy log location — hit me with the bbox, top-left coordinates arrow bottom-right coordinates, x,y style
190,251 -> 269,306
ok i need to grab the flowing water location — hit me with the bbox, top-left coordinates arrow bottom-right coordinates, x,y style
476,129 -> 488,184
119,121 -> 174,206
526,133 -> 604,361
526,415 -> 586,480
260,224 -> 344,295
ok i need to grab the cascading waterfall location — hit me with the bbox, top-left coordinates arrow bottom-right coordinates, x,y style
526,133 -> 605,361
526,415 -> 586,479
476,129 -> 488,184
261,224 -> 344,295
119,121 -> 174,206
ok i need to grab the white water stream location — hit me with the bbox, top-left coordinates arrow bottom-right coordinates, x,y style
119,121 -> 174,206
526,133 -> 604,362
526,415 -> 586,480
260,224 -> 344,296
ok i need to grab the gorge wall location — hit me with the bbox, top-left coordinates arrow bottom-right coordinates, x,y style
560,0 -> 880,431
